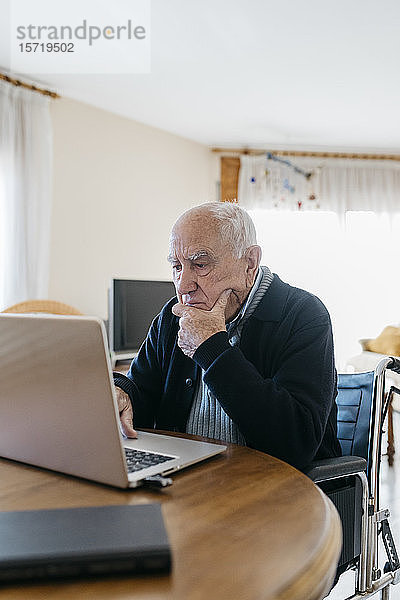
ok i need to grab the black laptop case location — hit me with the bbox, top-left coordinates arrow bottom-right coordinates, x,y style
0,504 -> 171,583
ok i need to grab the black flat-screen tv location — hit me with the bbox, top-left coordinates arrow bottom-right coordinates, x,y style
108,279 -> 176,364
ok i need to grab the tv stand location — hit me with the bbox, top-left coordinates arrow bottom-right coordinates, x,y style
110,351 -> 137,369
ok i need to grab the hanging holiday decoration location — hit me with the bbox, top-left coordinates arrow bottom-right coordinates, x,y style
283,178 -> 295,194
263,152 -> 322,210
240,152 -> 324,211
266,153 -> 313,179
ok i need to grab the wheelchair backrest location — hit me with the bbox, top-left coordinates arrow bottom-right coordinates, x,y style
336,371 -> 375,461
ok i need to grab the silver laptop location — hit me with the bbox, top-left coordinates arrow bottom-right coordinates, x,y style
0,314 -> 226,488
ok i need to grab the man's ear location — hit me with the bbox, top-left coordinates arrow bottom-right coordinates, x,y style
244,245 -> 262,286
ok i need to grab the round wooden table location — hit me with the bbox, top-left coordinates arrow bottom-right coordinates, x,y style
0,434 -> 341,600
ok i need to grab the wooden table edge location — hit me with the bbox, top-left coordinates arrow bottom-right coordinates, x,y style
274,486 -> 342,600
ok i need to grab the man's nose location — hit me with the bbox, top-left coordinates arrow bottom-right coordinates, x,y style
176,266 -> 197,295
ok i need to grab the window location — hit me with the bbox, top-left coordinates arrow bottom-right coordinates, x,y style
249,209 -> 400,369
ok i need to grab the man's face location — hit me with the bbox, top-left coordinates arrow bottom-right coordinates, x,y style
168,212 -> 253,321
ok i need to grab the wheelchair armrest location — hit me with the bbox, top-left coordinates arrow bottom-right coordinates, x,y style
304,455 -> 367,483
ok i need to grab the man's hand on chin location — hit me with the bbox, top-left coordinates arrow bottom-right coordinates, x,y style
171,289 -> 231,358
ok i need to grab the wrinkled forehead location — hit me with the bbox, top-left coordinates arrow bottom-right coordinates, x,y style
169,213 -> 226,259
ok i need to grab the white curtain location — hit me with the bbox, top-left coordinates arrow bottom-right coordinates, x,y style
238,154 -> 400,370
239,154 -> 400,213
0,80 -> 52,310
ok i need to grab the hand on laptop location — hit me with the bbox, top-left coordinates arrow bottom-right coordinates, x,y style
115,387 -> 137,438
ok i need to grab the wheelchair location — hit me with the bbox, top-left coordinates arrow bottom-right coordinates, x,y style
306,357 -> 400,599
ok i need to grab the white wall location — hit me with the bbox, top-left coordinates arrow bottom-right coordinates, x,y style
49,97 -> 218,317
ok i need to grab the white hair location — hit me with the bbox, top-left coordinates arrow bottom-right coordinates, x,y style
181,202 -> 258,258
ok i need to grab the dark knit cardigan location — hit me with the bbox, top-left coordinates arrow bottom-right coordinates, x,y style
114,274 -> 341,471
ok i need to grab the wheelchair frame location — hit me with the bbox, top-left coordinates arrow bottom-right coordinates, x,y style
309,357 -> 400,599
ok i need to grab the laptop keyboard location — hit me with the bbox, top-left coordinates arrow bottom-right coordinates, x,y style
124,447 -> 176,473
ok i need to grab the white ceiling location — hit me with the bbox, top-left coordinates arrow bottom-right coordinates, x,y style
2,0 -> 400,151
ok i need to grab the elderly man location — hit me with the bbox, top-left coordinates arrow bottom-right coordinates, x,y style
114,202 -> 341,471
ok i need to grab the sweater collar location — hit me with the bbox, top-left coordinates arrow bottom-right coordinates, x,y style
251,274 -> 290,322
227,266 -> 264,328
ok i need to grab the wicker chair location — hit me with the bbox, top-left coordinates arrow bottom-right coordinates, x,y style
2,300 -> 82,315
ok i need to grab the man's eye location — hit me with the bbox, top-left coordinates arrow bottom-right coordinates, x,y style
172,264 -> 182,272
195,263 -> 207,269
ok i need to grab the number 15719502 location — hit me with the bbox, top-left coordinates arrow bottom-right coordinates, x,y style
18,42 -> 74,52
